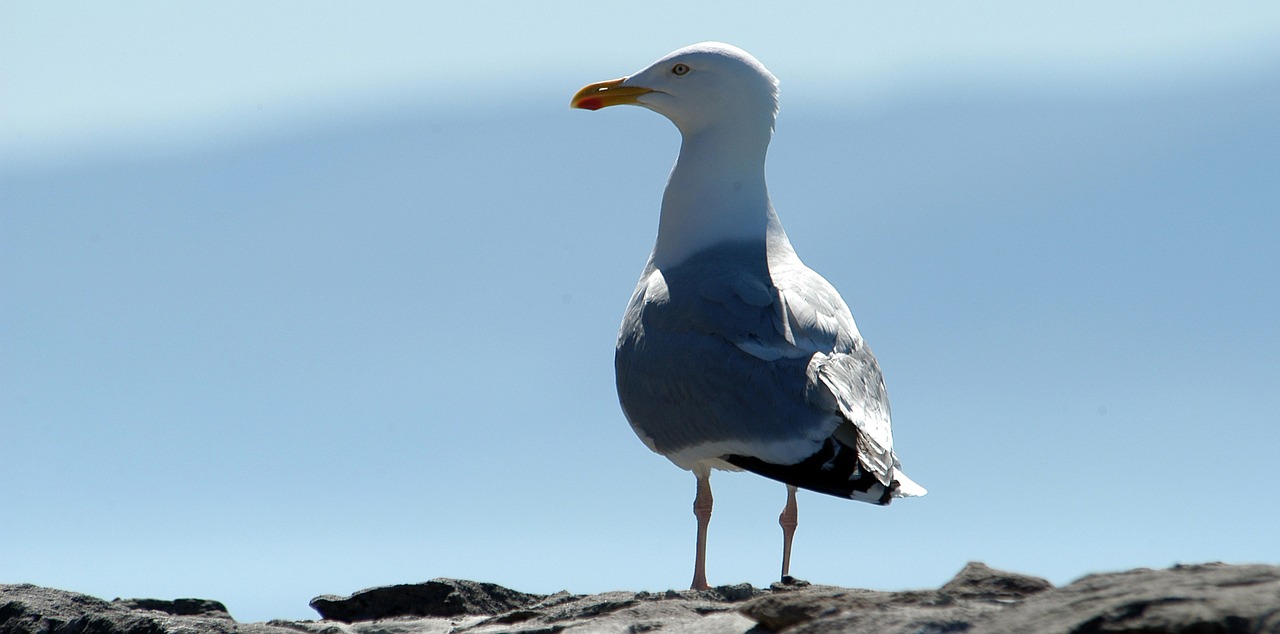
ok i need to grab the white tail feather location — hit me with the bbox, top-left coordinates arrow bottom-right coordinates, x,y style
892,468 -> 927,498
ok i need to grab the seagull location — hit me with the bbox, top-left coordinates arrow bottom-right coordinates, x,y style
571,42 -> 925,590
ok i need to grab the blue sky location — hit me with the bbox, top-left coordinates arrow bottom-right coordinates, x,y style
3,1 -> 1279,624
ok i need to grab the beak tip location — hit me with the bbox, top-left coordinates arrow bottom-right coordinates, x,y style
571,76 -> 643,111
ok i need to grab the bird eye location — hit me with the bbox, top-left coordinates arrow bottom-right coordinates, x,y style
672,63 -> 690,76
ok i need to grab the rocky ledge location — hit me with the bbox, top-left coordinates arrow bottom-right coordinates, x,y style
3,561 -> 1279,633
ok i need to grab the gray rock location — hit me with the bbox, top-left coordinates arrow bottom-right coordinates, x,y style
299,579 -> 771,632
741,584 -> 1004,634
7,561 -> 1278,633
979,562 -> 1280,634
739,561 -> 1280,634
939,561 -> 1052,600
737,562 -> 1044,633
308,578 -> 545,623
112,597 -> 232,618
453,585 -> 766,634
0,583 -> 297,634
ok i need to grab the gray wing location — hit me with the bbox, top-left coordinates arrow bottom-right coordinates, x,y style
614,242 -> 898,490
770,256 -> 899,483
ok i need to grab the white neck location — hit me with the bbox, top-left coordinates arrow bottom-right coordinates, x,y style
652,126 -> 791,268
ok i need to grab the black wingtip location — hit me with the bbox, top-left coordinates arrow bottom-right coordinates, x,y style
726,437 -> 893,504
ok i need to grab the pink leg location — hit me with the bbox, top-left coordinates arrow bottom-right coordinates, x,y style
691,471 -> 713,590
779,485 -> 798,580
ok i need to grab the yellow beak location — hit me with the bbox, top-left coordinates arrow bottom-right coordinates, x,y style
570,77 -> 653,110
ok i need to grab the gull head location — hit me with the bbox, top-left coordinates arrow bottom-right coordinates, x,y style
571,42 -> 780,137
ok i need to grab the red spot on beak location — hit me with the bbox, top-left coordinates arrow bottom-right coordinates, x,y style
577,97 -> 604,111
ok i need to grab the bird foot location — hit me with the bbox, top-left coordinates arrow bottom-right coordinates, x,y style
771,576 -> 812,592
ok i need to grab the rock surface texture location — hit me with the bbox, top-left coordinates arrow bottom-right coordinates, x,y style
3,562 -> 1278,634
0,584 -> 297,634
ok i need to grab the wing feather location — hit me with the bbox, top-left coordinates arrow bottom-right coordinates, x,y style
615,242 -> 905,492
